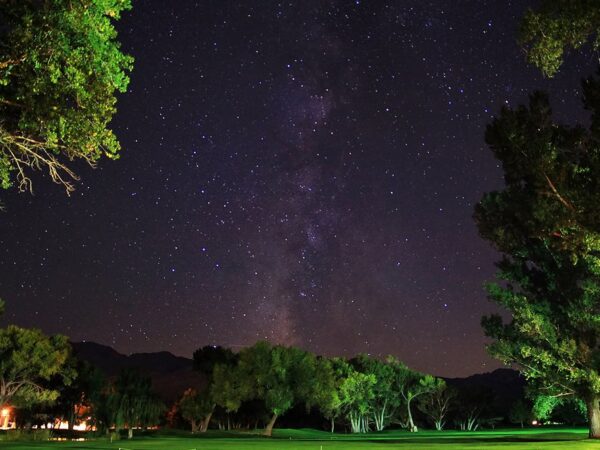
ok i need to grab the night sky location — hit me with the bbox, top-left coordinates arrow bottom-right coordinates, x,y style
0,1 -> 593,377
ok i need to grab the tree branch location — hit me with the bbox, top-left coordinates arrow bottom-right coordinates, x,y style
543,172 -> 575,211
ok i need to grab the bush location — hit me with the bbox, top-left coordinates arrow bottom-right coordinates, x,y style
3,429 -> 53,441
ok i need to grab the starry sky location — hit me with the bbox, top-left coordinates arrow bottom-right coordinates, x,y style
0,1 -> 594,377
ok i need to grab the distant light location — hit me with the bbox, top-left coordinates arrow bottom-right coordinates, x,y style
1,408 -> 10,417
532,420 -> 538,426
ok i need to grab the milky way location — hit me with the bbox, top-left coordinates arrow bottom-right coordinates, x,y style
0,0 -> 593,376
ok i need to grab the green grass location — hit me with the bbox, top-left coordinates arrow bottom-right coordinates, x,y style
3,428 -> 600,450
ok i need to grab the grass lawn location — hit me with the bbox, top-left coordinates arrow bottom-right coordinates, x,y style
3,428 -> 600,450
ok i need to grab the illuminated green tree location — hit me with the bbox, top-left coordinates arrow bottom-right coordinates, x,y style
351,354 -> 399,431
0,325 -> 73,407
388,357 -> 443,432
475,75 -> 600,438
235,342 -> 325,437
339,367 -> 376,433
520,0 -> 600,77
316,357 -> 347,433
0,0 -> 133,194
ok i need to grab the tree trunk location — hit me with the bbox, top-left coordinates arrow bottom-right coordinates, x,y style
127,427 -> 133,439
263,413 -> 278,437
67,408 -> 74,432
586,394 -> 600,439
200,410 -> 213,433
349,412 -> 360,433
330,417 -> 335,433
190,419 -> 197,433
407,399 -> 418,432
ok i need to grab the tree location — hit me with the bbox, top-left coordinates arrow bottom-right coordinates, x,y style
234,342 -> 325,437
109,369 -> 164,439
190,345 -> 236,432
50,357 -> 91,431
509,400 -> 530,428
475,76 -> 600,438
76,364 -> 109,433
211,361 -> 248,424
178,388 -> 213,433
388,357 -> 443,432
0,325 -> 73,407
338,367 -> 376,433
0,0 -> 133,194
520,0 -> 600,77
351,354 -> 398,431
193,345 -> 236,373
453,385 -> 493,432
417,382 -> 454,431
316,357 -> 346,433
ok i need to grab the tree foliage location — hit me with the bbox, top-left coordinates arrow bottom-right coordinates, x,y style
189,345 -> 236,432
417,382 -> 454,431
211,361 -> 248,416
388,357 -> 443,433
0,325 -> 73,407
315,357 -> 344,433
339,366 -> 376,433
475,75 -> 600,437
520,0 -> 600,77
234,342 -> 325,436
178,388 -> 214,433
0,0 -> 133,194
109,369 -> 164,439
205,344 -> 447,434
351,354 -> 398,431
508,399 -> 530,428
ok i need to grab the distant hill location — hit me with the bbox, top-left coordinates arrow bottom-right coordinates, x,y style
71,342 -> 205,404
445,368 -> 526,417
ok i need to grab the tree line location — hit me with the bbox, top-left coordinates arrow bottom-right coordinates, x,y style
181,342 -> 450,436
0,300 -> 591,440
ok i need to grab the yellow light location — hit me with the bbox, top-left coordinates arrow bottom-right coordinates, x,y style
1,408 -> 10,417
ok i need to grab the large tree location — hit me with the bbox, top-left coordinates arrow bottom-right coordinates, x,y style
475,75 -> 600,437
388,357 -> 443,432
0,325 -> 73,407
351,354 -> 398,432
338,366 -> 376,433
0,0 -> 133,194
234,342 -> 325,437
178,388 -> 213,433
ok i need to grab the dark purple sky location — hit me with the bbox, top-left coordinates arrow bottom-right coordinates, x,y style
0,0 -> 592,377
